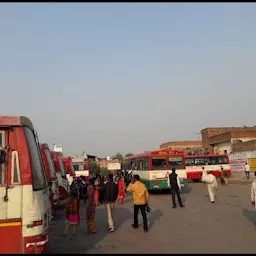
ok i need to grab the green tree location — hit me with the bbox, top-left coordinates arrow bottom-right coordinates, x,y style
86,159 -> 99,177
111,152 -> 123,161
125,152 -> 134,157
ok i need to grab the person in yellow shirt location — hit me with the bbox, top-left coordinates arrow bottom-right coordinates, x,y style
126,175 -> 149,232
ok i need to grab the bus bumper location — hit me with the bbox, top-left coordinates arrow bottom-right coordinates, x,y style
24,231 -> 49,254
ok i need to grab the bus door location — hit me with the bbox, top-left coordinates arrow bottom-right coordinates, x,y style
0,129 -> 23,254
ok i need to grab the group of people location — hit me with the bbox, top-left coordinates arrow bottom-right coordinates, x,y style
63,171 -> 146,239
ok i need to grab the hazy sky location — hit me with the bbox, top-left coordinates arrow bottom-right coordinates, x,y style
0,3 -> 256,157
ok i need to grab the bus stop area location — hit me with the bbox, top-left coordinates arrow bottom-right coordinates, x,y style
46,182 -> 256,254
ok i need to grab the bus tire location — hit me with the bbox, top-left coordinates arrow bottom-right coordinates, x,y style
192,179 -> 200,182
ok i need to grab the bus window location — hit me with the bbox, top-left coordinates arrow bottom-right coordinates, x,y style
0,132 -> 4,185
138,160 -> 144,171
169,156 -> 184,170
73,164 -> 79,171
12,151 -> 21,184
152,157 -> 166,170
24,126 -> 48,191
194,158 -> 209,166
185,158 -> 195,166
44,149 -> 56,180
216,156 -> 228,164
143,159 -> 149,170
57,155 -> 66,178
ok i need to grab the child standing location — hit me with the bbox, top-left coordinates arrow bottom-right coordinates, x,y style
63,190 -> 80,239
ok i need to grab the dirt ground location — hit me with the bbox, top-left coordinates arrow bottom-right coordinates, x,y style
46,182 -> 256,254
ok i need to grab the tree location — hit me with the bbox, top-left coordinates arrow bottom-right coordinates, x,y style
111,152 -> 123,161
125,152 -> 134,157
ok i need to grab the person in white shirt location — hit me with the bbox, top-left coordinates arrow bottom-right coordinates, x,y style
251,172 -> 256,209
245,162 -> 250,180
201,167 -> 217,203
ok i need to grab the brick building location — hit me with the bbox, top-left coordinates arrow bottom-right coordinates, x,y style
201,127 -> 256,154
159,141 -> 204,155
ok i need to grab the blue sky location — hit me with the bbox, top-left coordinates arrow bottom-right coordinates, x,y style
0,3 -> 256,157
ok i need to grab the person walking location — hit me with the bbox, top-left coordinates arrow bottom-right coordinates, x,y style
201,168 -> 217,203
117,175 -> 125,204
245,162 -> 250,180
220,166 -> 228,185
168,168 -> 184,209
251,172 -> 256,209
102,173 -> 118,233
86,179 -> 96,234
126,174 -> 149,232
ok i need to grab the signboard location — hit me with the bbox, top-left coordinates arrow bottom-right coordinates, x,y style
248,158 -> 256,172
230,159 -> 247,173
107,162 -> 121,170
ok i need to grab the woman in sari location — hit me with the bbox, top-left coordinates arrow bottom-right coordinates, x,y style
86,178 -> 96,234
117,176 -> 125,204
94,175 -> 101,206
63,190 -> 80,239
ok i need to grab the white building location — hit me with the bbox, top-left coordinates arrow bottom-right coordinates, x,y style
53,144 -> 63,153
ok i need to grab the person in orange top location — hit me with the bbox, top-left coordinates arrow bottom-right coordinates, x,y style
117,176 -> 125,204
94,175 -> 101,206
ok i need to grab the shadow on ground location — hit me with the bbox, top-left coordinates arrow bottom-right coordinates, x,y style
242,208 -> 256,230
46,204 -> 132,254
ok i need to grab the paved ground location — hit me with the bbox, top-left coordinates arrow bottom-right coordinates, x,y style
46,182 -> 256,254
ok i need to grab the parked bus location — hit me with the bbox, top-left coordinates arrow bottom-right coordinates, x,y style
62,156 -> 75,185
72,157 -> 89,181
122,150 -> 188,191
51,151 -> 69,200
186,154 -> 231,182
40,143 -> 60,206
0,116 -> 51,254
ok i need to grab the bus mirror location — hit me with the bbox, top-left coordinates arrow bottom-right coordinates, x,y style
0,149 -> 6,164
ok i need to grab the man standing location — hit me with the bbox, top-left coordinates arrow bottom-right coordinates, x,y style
127,175 -> 149,232
201,167 -> 217,203
168,168 -> 184,209
245,162 -> 250,180
220,166 -> 228,185
251,172 -> 256,208
103,173 -> 118,233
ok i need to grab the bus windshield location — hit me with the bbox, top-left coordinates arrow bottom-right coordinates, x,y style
44,149 -> 56,180
152,157 -> 167,170
24,126 -> 48,191
69,160 -> 75,176
57,155 -> 66,178
168,156 -> 184,170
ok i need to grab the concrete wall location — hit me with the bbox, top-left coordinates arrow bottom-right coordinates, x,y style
214,141 -> 232,154
229,150 -> 256,173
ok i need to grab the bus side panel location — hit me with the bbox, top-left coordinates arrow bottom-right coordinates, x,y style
0,220 -> 22,253
22,185 -> 50,253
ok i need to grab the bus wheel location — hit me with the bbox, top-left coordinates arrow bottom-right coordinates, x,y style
192,179 -> 200,182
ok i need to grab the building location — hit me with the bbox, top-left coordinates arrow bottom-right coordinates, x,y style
159,140 -> 204,155
201,127 -> 256,154
53,144 -> 63,153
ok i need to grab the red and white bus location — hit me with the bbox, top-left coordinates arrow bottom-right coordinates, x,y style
122,150 -> 188,191
62,156 -> 76,185
51,151 -> 69,200
186,154 -> 231,182
72,157 -> 89,181
40,143 -> 60,206
0,116 -> 51,254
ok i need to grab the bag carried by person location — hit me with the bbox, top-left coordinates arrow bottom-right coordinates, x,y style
145,203 -> 151,213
